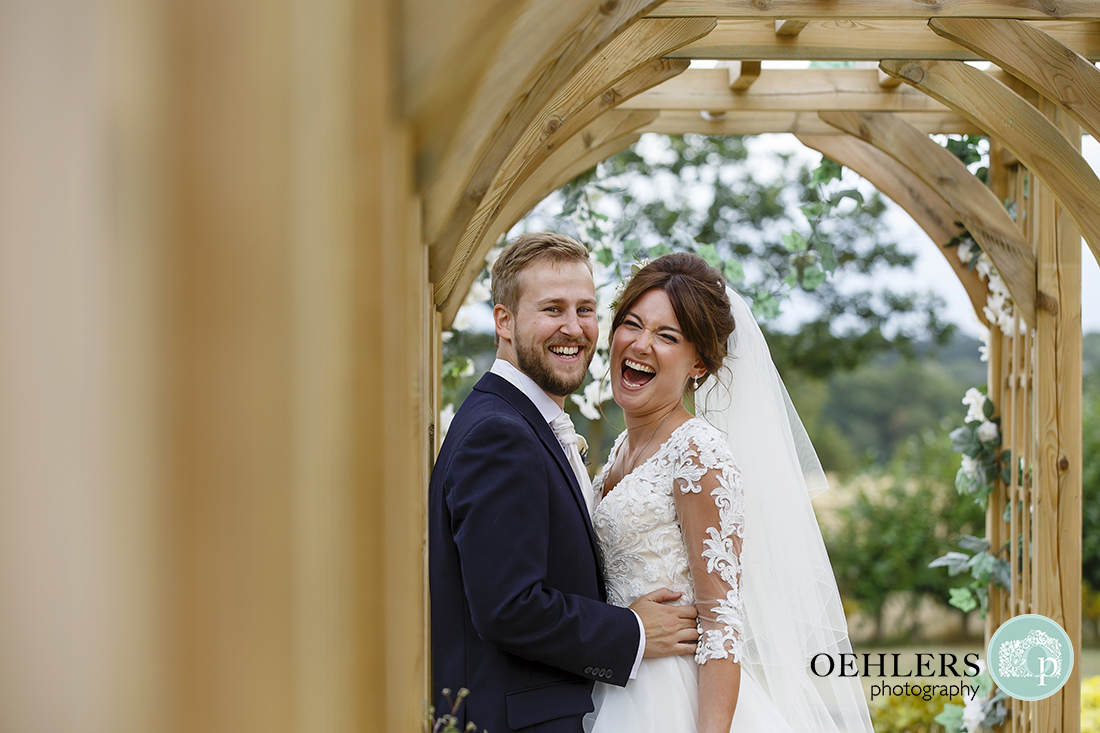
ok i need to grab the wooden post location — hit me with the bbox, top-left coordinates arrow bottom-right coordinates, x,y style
1032,99 -> 1082,733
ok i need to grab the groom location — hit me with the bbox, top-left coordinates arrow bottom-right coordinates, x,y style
430,233 -> 698,732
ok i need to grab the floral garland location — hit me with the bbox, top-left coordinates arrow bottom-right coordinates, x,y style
948,233 -> 1018,337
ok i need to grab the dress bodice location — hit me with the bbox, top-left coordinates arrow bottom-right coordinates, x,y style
591,417 -> 745,663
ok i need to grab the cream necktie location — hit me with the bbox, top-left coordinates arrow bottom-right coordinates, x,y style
549,412 -> 595,514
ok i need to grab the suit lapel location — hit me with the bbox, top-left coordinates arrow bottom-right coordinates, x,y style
473,373 -> 602,558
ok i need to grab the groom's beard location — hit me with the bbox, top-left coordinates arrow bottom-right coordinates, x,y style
514,329 -> 594,398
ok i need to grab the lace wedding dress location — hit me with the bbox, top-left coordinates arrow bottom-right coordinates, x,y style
584,417 -> 795,733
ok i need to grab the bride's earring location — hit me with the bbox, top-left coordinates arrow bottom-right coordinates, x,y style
693,374 -> 701,390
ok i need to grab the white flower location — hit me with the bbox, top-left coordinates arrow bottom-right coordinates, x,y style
977,420 -> 999,442
957,240 -> 976,265
962,388 -> 987,423
466,277 -> 492,305
960,454 -> 980,479
452,306 -> 474,332
459,360 -> 475,378
975,255 -> 993,281
978,327 -> 991,363
571,378 -> 612,421
962,696 -> 985,733
588,349 -> 608,380
439,404 -> 456,440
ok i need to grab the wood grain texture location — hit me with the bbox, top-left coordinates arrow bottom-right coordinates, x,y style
430,15 -> 712,304
819,110 -> 1037,325
666,19 -> 1100,60
647,1 -> 1100,19
436,109 -> 658,322
440,131 -> 643,328
620,67 -> 952,112
641,109 -> 981,135
794,133 -> 990,326
879,59 -> 1100,271
421,0 -> 664,257
930,18 -> 1100,150
773,19 -> 807,36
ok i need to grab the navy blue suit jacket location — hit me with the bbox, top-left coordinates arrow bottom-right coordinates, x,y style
430,372 -> 640,732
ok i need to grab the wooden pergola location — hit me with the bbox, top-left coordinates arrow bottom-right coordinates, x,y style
1,2 -> 1094,732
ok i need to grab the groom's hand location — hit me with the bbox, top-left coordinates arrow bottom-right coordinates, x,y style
629,588 -> 699,657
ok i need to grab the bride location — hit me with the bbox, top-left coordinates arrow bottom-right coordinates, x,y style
584,253 -> 872,733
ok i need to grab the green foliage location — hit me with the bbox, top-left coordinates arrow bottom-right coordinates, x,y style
940,135 -> 988,184
824,429 -> 985,641
526,134 -> 954,379
819,356 -> 972,465
871,689 -> 960,733
1084,384 -> 1100,592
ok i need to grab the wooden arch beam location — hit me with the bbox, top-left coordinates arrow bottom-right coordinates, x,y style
929,19 -> 1100,144
438,110 -> 659,326
880,59 -> 1100,269
432,16 -> 713,307
819,110 -> 1037,326
421,0 -> 664,280
795,133 -> 991,327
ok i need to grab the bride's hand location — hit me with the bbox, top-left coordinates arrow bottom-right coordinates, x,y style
629,588 -> 699,657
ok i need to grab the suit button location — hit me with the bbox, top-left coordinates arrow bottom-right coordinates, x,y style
584,666 -> 593,675
604,669 -> 613,678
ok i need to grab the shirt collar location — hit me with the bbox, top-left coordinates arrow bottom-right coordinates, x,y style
490,358 -> 563,424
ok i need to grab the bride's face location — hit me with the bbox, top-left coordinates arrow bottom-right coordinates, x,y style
610,288 -> 704,418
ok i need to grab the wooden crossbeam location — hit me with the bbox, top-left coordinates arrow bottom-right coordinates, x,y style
440,129 -> 646,329
437,111 -> 658,323
641,110 -> 982,136
819,110 -> 1037,326
880,59 -> 1100,271
795,133 -> 990,326
647,1 -> 1100,19
430,15 -> 712,307
421,0 -> 664,261
435,58 -> 689,306
620,68 -> 952,113
930,18 -> 1100,143
665,20 -> 1100,61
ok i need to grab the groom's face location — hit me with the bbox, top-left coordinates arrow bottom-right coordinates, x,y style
508,259 -> 598,397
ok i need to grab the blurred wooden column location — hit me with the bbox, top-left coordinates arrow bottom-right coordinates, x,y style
0,0 -> 428,730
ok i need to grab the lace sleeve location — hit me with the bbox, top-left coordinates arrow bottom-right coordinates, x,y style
672,432 -> 744,665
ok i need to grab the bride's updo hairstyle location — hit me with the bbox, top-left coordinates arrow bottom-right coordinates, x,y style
611,252 -> 736,392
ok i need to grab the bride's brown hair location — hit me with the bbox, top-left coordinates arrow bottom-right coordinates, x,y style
610,252 -> 736,392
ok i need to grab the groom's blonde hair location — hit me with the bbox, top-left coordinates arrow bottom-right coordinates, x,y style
490,232 -> 592,316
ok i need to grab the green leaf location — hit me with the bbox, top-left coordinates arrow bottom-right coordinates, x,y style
948,587 -> 979,612
815,239 -> 838,273
810,157 -> 843,186
802,265 -> 827,291
752,293 -> 781,321
830,188 -> 864,206
958,535 -> 990,554
782,231 -> 808,253
595,247 -> 615,267
623,237 -> 642,259
983,398 -> 995,419
723,259 -> 745,283
647,242 -> 673,258
934,704 -> 966,733
696,243 -> 723,269
930,552 -> 971,576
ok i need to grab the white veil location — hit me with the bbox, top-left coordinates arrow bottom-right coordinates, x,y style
696,289 -> 873,733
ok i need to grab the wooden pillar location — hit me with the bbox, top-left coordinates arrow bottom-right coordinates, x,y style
1032,99 -> 1082,733
0,0 -> 430,731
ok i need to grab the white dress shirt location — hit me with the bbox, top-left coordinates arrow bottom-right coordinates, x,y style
489,358 -> 646,677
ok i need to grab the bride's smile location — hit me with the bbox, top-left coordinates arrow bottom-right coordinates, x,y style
610,288 -> 705,423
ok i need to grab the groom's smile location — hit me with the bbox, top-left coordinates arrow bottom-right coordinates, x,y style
497,259 -> 598,401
